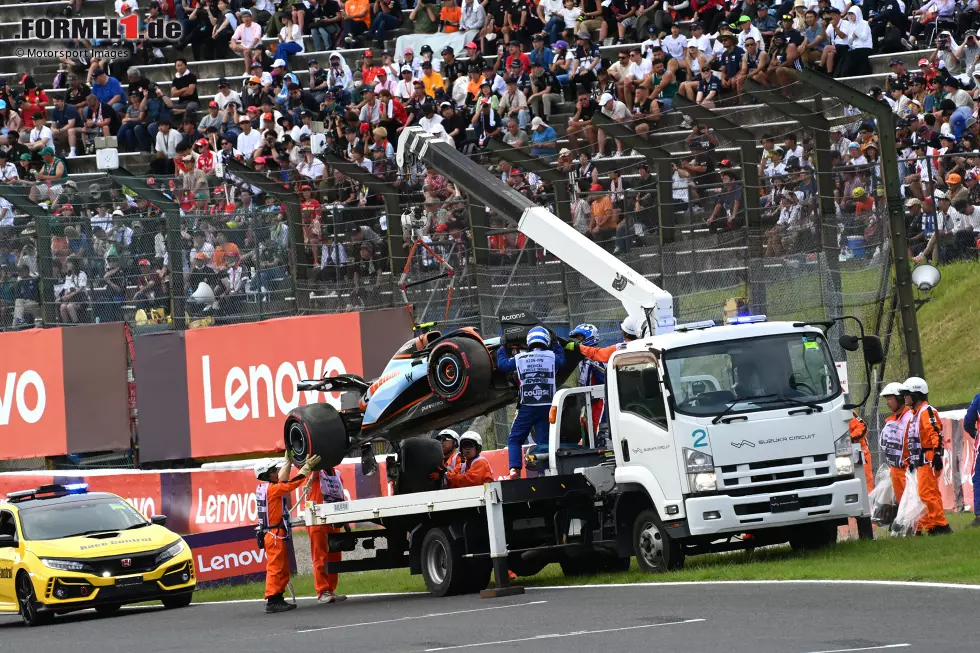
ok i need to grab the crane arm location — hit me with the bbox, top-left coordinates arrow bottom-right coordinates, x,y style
396,127 -> 675,335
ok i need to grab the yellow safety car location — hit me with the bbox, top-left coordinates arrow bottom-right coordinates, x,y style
0,483 -> 195,626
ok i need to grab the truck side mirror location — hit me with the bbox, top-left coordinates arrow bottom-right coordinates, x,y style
0,534 -> 16,548
838,335 -> 859,352
862,336 -> 883,366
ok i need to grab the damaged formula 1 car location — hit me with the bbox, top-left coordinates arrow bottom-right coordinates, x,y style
283,312 -> 580,492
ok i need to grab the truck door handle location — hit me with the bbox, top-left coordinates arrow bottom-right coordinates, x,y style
621,439 -> 630,462
788,408 -> 814,416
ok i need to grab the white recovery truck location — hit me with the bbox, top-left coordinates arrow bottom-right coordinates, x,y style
301,129 -> 882,596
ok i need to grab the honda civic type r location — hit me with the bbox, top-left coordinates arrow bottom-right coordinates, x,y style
0,484 -> 195,626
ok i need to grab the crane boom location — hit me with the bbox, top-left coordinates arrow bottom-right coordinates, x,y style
396,127 -> 675,335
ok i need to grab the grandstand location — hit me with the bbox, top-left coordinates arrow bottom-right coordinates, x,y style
5,0 -> 977,458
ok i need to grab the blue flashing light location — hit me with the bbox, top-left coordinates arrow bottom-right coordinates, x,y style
62,483 -> 89,493
726,315 -> 768,325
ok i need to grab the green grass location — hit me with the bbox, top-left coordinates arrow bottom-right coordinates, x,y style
917,260 -> 980,407
194,512 -> 980,603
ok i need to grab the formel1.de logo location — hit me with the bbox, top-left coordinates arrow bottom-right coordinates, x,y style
19,16 -> 182,41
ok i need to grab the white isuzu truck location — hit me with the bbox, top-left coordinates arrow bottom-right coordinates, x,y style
297,128 -> 881,596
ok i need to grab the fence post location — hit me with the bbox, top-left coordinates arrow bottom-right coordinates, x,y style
797,70 -> 924,378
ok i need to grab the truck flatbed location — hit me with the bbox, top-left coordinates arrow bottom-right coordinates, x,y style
304,474 -> 597,597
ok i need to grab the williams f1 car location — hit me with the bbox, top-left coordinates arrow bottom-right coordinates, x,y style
283,312 -> 579,487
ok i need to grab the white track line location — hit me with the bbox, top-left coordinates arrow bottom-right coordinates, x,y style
527,580 -> 980,592
423,618 -> 705,651
295,600 -> 548,634
194,578 -> 980,606
196,591 -> 428,605
801,645 -> 910,653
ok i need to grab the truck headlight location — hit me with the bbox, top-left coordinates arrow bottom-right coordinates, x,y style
41,558 -> 90,572
835,456 -> 854,476
834,433 -> 852,457
692,472 -> 717,492
683,448 -> 714,473
155,540 -> 185,565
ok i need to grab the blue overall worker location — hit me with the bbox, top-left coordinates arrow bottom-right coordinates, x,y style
496,326 -> 566,479
569,323 -> 606,432
964,390 -> 980,527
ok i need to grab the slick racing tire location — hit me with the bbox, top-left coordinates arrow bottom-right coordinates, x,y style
427,337 -> 492,402
394,437 -> 444,495
284,404 -> 350,470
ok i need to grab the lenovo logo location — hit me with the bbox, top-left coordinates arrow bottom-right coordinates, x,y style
201,356 -> 347,423
0,371 -> 47,425
731,440 -> 756,449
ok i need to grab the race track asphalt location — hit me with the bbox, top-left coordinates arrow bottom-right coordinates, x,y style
0,581 -> 974,652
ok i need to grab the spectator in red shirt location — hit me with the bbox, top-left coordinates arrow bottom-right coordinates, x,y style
504,41 -> 531,74
19,76 -> 49,131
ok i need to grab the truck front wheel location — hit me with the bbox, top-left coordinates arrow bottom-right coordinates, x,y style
788,521 -> 839,552
420,527 -> 468,596
632,509 -> 684,573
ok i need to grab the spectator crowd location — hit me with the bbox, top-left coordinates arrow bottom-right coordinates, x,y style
2,0 -> 980,329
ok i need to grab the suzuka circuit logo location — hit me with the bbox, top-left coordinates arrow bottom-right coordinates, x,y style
19,15 -> 182,41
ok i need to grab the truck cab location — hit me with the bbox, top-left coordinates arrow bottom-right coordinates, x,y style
548,318 -> 872,571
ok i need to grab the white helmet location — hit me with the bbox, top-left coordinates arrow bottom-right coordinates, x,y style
459,431 -> 483,448
903,376 -> 929,395
621,315 -> 641,338
879,382 -> 907,398
436,428 -> 459,444
253,458 -> 282,479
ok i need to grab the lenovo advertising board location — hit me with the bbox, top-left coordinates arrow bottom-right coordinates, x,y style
0,324 -> 131,460
134,308 -> 413,462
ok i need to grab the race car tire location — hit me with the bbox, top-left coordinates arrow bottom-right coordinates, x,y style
394,437 -> 443,495
284,404 -> 350,470
16,572 -> 52,627
427,337 -> 492,402
161,593 -> 194,609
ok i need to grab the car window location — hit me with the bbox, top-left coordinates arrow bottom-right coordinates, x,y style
614,353 -> 668,430
19,499 -> 147,541
0,510 -> 16,541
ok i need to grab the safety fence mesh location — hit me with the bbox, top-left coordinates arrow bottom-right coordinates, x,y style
1,71 -> 930,463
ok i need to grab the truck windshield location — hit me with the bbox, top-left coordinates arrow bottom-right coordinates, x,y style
663,333 -> 840,417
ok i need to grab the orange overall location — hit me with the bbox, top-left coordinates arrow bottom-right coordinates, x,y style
446,455 -> 494,488
258,475 -> 307,599
308,470 -> 344,597
444,450 -> 462,474
908,403 -> 948,531
848,414 -> 874,493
